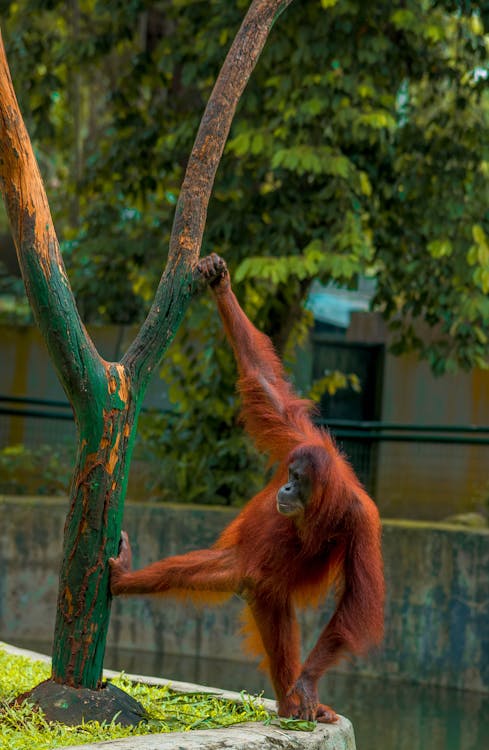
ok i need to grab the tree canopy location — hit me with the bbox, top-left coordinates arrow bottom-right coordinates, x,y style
2,0 -> 489,507
2,0 -> 489,374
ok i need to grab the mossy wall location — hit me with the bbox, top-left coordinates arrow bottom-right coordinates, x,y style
0,496 -> 487,692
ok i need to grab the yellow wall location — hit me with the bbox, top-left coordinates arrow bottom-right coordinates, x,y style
348,313 -> 489,519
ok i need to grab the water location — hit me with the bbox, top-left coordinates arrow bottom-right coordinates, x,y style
7,640 -> 489,750
103,646 -> 489,750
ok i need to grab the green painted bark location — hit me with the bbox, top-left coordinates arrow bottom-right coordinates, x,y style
0,0 -> 294,693
51,363 -> 138,687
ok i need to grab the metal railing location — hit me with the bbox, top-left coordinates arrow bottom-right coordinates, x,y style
1,395 -> 489,508
0,394 -> 73,421
314,419 -> 489,504
2,396 -> 489,443
317,418 -> 489,444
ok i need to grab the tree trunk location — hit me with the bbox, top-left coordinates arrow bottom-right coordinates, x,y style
51,363 -> 138,687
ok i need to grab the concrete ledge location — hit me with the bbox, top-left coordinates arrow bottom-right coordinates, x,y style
60,722 -> 355,750
1,642 -> 356,750
2,496 -> 488,692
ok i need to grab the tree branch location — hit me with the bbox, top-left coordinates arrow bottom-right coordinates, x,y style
123,0 -> 295,388
167,0 -> 294,267
0,28 -> 104,410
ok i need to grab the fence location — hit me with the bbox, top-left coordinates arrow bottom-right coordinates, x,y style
1,395 -> 489,519
0,394 -> 75,443
317,418 -> 489,518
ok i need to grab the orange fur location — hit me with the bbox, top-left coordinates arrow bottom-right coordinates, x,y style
110,260 -> 385,722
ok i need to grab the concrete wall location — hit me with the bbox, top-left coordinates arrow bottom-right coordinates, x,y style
0,496 -> 487,693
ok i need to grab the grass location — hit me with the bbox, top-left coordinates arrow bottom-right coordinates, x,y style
0,647 -> 278,749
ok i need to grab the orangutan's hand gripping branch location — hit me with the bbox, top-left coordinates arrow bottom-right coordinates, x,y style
110,254 -> 384,723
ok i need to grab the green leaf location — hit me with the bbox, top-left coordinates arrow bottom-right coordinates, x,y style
427,239 -> 453,259
227,132 -> 251,157
391,9 -> 416,29
359,171 -> 372,197
472,224 -> 487,246
250,132 -> 265,155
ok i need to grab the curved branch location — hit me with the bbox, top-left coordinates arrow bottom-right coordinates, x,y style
0,29 -> 104,408
167,0 -> 294,267
124,0 -> 295,387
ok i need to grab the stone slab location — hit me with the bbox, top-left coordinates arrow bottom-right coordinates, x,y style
59,721 -> 355,750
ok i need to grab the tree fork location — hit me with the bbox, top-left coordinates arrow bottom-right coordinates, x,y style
0,0 -> 295,720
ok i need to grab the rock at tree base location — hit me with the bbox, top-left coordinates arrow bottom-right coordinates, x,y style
18,679 -> 147,726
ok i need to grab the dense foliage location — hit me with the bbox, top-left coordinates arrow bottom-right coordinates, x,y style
1,0 -> 489,502
2,0 -> 489,367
